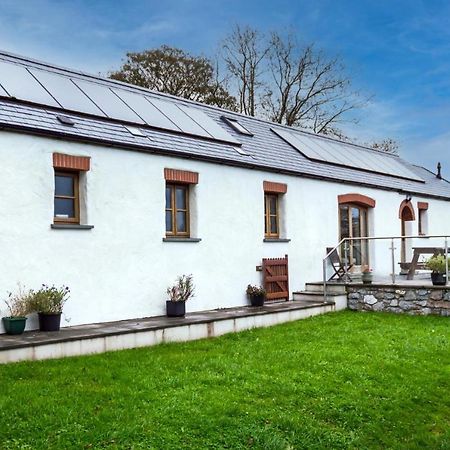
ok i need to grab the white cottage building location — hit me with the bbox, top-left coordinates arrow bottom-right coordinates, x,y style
1,50 -> 449,333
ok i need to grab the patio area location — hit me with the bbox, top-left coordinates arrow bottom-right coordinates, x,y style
0,298 -> 345,364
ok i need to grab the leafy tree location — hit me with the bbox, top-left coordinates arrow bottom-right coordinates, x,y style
109,46 -> 237,110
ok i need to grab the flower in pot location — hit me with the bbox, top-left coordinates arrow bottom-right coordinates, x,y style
166,275 -> 194,317
246,285 -> 266,307
29,285 -> 70,331
2,285 -> 32,335
361,265 -> 373,284
425,255 -> 449,286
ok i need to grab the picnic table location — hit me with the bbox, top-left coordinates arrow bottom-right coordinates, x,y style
406,247 -> 450,280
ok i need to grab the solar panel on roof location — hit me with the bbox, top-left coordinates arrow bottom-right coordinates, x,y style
179,105 -> 240,144
148,98 -> 212,138
0,61 -> 60,107
0,56 -> 241,145
112,88 -> 182,132
272,127 -> 424,182
30,68 -> 106,117
72,79 -> 145,124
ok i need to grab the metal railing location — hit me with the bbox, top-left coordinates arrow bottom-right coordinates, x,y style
322,234 -> 450,302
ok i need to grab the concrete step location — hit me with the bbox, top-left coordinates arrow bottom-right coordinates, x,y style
293,290 -> 346,302
293,291 -> 326,302
304,282 -> 347,294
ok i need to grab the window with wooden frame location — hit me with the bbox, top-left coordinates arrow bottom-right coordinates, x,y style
52,153 -> 90,226
418,202 -> 429,236
54,171 -> 80,224
264,193 -> 279,238
165,184 -> 190,237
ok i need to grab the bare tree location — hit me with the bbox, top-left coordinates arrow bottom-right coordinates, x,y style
369,138 -> 399,154
263,32 -> 364,133
221,25 -> 269,116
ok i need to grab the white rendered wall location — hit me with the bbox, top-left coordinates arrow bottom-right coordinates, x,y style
1,131 -> 450,332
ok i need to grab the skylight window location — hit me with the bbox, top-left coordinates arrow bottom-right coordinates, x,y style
125,126 -> 146,137
233,146 -> 251,156
221,116 -> 253,136
56,115 -> 75,126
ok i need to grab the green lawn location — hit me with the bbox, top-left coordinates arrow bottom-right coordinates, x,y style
0,311 -> 449,449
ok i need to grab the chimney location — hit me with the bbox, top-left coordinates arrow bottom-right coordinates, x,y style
437,162 -> 442,179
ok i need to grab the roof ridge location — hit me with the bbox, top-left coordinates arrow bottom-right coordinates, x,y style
413,163 -> 450,184
0,49 -> 394,156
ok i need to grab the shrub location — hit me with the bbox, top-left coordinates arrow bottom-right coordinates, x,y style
246,285 -> 266,297
3,284 -> 33,318
425,255 -> 450,274
167,275 -> 195,302
29,285 -> 70,314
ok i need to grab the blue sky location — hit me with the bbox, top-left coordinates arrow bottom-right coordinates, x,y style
0,0 -> 449,174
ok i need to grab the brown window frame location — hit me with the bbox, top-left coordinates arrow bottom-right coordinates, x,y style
339,203 -> 369,267
54,170 -> 80,224
264,193 -> 280,238
165,183 -> 190,237
418,209 -> 428,236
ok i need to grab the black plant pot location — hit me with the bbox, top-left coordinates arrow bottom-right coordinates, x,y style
431,273 -> 446,286
249,293 -> 265,307
166,301 -> 186,317
38,312 -> 62,331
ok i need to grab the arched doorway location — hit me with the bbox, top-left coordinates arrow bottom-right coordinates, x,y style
399,200 -> 415,263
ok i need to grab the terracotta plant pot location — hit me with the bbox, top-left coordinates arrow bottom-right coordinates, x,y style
249,293 -> 265,307
166,301 -> 186,317
2,317 -> 27,335
431,273 -> 446,286
38,312 -> 62,331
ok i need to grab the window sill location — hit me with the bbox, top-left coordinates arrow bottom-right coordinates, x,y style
51,224 -> 94,230
263,238 -> 291,243
163,237 -> 202,243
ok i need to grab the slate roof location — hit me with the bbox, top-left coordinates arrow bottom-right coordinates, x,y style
0,50 -> 449,201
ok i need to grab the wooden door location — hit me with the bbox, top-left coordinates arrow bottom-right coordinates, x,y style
262,255 -> 289,301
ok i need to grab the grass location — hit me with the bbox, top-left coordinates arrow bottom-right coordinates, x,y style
0,311 -> 449,449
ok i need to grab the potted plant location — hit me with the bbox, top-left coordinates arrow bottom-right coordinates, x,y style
2,285 -> 32,335
246,285 -> 266,306
425,255 -> 449,286
29,284 -> 70,331
361,266 -> 373,284
166,275 -> 194,317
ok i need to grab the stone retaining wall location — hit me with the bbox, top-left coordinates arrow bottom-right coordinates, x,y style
347,285 -> 450,316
